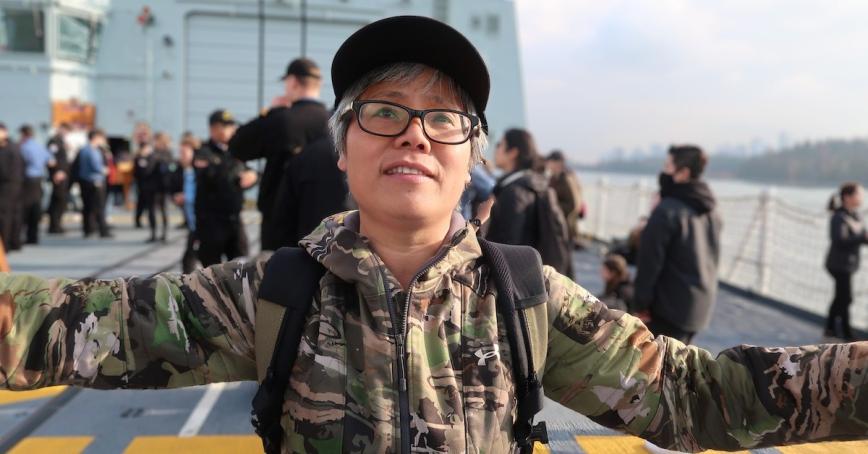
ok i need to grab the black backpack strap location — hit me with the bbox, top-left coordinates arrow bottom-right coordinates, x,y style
251,247 -> 326,454
477,238 -> 549,453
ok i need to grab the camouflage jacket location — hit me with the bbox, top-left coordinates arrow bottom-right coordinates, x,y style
1,211 -> 867,453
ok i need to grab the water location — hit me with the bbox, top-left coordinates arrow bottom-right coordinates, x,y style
576,169 -> 837,214
574,168 -> 868,331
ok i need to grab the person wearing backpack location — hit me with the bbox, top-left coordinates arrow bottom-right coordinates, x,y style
487,128 -> 573,277
1,16 -> 868,454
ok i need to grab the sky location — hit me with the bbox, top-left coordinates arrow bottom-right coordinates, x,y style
513,0 -> 868,164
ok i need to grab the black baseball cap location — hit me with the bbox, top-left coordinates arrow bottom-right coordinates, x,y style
331,15 -> 490,132
208,109 -> 237,126
281,58 -> 322,80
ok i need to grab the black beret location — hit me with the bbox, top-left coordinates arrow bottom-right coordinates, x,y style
331,15 -> 490,132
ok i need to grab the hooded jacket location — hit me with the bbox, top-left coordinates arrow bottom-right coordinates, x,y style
487,170 -> 549,246
487,170 -> 572,275
634,179 -> 722,332
0,211 -> 866,452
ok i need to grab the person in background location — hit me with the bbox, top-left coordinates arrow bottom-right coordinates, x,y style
545,150 -> 584,249
609,215 -> 648,266
487,128 -> 573,276
18,124 -> 55,245
133,143 -> 167,242
194,110 -> 257,266
46,123 -> 71,234
172,134 -> 200,273
0,123 -> 23,252
598,253 -> 634,313
633,145 -> 721,344
131,122 -> 152,228
459,162 -> 495,222
152,132 -> 174,240
78,129 -> 113,239
269,134 -> 349,247
824,182 -> 868,341
229,57 -> 330,251
110,141 -> 135,210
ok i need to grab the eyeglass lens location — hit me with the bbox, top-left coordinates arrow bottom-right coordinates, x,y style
358,102 -> 472,144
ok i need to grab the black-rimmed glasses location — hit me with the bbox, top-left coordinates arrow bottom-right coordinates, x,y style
351,100 -> 479,145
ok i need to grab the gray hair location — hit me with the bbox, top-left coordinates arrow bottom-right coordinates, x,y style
328,62 -> 488,167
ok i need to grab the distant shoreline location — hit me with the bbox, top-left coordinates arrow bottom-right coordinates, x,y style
577,139 -> 868,189
574,165 -> 849,190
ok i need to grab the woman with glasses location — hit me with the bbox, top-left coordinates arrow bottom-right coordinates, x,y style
0,15 -> 867,454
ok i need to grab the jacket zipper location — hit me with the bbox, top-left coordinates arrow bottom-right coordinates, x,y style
382,245 -> 454,454
382,282 -> 411,454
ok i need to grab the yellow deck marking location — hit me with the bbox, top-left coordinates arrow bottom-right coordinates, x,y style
532,441 -> 551,453
123,435 -> 263,453
8,436 -> 93,454
0,386 -> 66,405
576,435 -> 648,453
778,440 -> 868,453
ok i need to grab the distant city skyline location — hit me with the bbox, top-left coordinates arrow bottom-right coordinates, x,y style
514,0 -> 868,164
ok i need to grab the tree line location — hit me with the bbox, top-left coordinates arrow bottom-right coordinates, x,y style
585,139 -> 868,187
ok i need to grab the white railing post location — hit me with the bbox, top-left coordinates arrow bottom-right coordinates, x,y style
757,188 -> 776,294
595,178 -> 609,241
636,179 -> 650,219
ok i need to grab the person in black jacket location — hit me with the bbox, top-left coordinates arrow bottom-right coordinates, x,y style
46,123 -> 71,234
133,141 -> 170,242
270,136 -> 347,246
0,123 -> 23,252
633,145 -> 722,344
229,57 -> 330,250
824,182 -> 868,341
194,110 -> 258,266
486,128 -> 572,276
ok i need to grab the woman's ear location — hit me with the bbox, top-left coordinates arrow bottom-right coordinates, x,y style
337,153 -> 347,172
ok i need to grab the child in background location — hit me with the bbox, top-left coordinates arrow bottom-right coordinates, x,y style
598,253 -> 634,313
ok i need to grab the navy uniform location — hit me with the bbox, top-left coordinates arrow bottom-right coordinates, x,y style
229,58 -> 334,250
194,110 -> 251,266
46,130 -> 70,234
0,131 -> 23,251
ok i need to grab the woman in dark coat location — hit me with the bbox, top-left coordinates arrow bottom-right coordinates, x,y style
486,128 -> 572,276
824,181 -> 868,340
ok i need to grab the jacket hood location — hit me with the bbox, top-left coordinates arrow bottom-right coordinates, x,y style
298,211 -> 483,294
661,179 -> 717,214
496,169 -> 549,195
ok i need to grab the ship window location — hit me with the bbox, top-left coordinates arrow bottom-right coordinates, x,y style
0,8 -> 45,53
486,14 -> 499,35
57,14 -> 101,62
